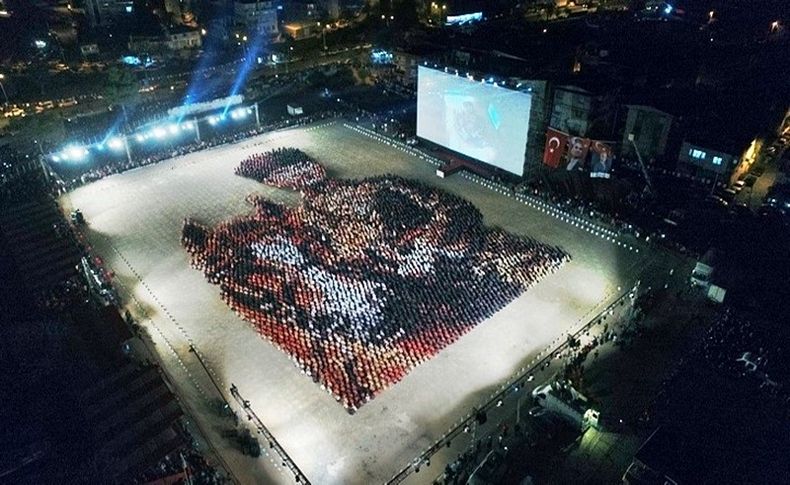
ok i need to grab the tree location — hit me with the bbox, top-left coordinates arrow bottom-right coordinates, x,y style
104,66 -> 139,105
10,110 -> 66,145
395,0 -> 419,28
103,67 -> 139,131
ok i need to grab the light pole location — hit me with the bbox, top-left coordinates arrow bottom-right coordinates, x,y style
123,136 -> 132,164
628,133 -> 655,196
317,22 -> 328,50
193,116 -> 200,141
0,73 -> 9,106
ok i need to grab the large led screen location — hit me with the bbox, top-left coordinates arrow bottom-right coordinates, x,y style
417,66 -> 532,176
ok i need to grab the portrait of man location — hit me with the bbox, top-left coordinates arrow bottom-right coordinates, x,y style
565,136 -> 591,171
589,141 -> 613,178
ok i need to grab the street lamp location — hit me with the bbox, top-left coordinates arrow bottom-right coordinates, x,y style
0,73 -> 8,106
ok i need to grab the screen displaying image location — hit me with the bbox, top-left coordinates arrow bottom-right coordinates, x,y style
417,66 -> 532,176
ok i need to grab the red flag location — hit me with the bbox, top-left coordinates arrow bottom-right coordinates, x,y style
543,128 -> 568,168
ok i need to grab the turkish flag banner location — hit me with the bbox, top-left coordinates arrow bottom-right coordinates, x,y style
543,128 -> 568,168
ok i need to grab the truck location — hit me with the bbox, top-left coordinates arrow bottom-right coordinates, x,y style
690,248 -> 717,289
531,380 -> 599,431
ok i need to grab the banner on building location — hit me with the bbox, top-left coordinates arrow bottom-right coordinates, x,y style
589,140 -> 614,178
543,128 -> 615,178
543,128 -> 568,168
565,136 -> 591,171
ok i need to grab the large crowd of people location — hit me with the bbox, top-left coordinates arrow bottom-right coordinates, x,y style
182,150 -> 570,412
235,147 -> 327,189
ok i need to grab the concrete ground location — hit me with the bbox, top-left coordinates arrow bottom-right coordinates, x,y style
62,121 -> 653,484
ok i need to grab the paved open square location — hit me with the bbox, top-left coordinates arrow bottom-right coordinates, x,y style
62,122 -> 649,484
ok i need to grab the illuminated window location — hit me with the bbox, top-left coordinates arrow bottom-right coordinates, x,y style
712,156 -> 723,165
125,5 -> 132,12
689,149 -> 706,160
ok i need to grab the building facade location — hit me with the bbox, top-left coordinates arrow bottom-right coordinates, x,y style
518,79 -> 551,178
167,28 -> 202,50
550,85 -> 595,137
677,141 -> 738,180
320,0 -> 340,19
620,104 -> 674,163
128,27 -> 202,54
282,22 -> 319,40
233,0 -> 279,36
84,0 -> 135,27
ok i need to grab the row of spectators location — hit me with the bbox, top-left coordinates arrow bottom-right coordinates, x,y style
54,111 -> 343,190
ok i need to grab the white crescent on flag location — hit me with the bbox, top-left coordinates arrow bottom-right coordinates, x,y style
548,137 -> 561,152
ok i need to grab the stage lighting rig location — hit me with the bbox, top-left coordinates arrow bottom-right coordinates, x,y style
61,144 -> 88,161
107,137 -> 125,150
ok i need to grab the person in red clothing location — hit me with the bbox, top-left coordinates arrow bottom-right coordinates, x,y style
182,148 -> 570,412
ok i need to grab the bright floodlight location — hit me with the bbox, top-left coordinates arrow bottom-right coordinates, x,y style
135,133 -> 145,142
152,127 -> 167,139
64,144 -> 88,161
208,116 -> 218,125
168,124 -> 179,135
51,154 -> 60,162
108,137 -> 124,150
231,107 -> 248,119
183,122 -> 194,130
